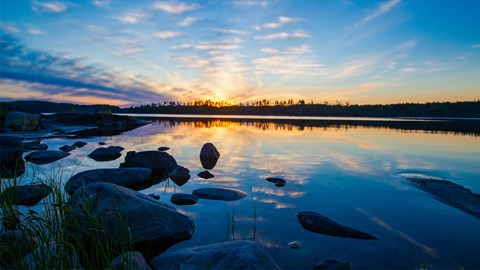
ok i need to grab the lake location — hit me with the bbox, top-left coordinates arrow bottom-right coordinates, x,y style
16,116 -> 480,269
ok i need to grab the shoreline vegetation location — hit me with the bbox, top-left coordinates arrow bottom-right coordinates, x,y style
1,100 -> 479,118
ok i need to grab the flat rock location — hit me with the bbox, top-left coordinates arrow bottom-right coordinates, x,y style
288,241 -> 302,249
169,166 -> 190,186
73,141 -> 87,147
120,150 -> 177,179
193,188 -> 247,201
296,211 -> 378,240
1,183 -> 52,206
199,143 -> 220,170
401,173 -> 480,220
314,258 -> 352,270
0,230 -> 38,267
65,168 -> 153,195
157,146 -> 170,151
266,177 -> 286,187
99,142 -> 106,145
60,145 -> 76,152
0,136 -> 25,178
197,171 -> 214,179
88,146 -> 124,161
170,194 -> 198,206
151,240 -> 280,270
111,251 -> 151,270
24,150 -> 70,165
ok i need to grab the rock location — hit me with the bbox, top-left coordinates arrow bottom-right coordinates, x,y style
3,111 -> 42,131
0,230 -> 38,267
314,258 -> 352,270
0,136 -> 25,178
192,188 -> 247,201
266,177 -> 286,187
170,194 -> 198,206
199,143 -> 220,170
67,182 -> 195,260
401,173 -> 480,220
296,211 -> 378,240
24,150 -> 70,165
288,241 -> 302,249
157,146 -> 170,151
59,145 -> 76,152
42,113 -> 146,131
151,240 -> 280,270
25,143 -> 48,151
111,251 -> 152,270
88,146 -> 124,161
120,151 -> 177,179
1,183 -> 52,206
99,142 -> 107,145
65,168 -> 153,195
169,166 -> 190,186
148,193 -> 161,200
197,171 -> 214,179
73,141 -> 87,148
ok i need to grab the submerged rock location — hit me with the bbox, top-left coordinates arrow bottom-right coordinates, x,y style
3,111 -> 43,131
0,230 -> 38,267
60,145 -> 76,152
169,166 -> 190,186
314,258 -> 352,270
88,146 -> 124,161
73,141 -> 87,148
65,168 -> 153,195
199,143 -> 220,170
0,136 -> 25,178
296,211 -> 378,240
99,142 -> 106,145
148,193 -> 161,200
151,240 -> 280,270
288,241 -> 302,249
193,188 -> 247,201
24,150 -> 70,165
24,140 -> 48,151
111,251 -> 151,270
170,194 -> 198,206
266,177 -> 286,187
1,183 -> 52,206
197,171 -> 214,179
120,150 -> 177,179
157,146 -> 170,152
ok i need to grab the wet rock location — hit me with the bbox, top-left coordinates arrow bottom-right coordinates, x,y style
120,151 -> 177,179
25,143 -> 48,151
65,168 -> 153,195
288,241 -> 302,249
73,141 -> 87,148
0,230 -> 38,267
0,136 -> 25,178
88,146 -> 124,161
99,142 -> 106,145
60,145 -> 76,152
296,211 -> 378,240
170,194 -> 198,206
157,146 -> 170,151
266,177 -> 286,187
199,143 -> 220,170
24,150 -> 70,165
401,173 -> 480,220
3,111 -> 43,131
111,251 -> 152,270
151,240 -> 280,270
197,171 -> 214,179
314,258 -> 352,270
1,183 -> 52,206
193,188 -> 247,201
148,193 -> 161,200
43,113 -> 146,131
67,182 -> 195,260
169,166 -> 190,186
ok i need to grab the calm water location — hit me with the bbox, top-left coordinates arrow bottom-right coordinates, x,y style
15,116 -> 480,269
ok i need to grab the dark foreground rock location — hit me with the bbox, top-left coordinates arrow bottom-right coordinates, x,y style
24,150 -> 70,165
169,166 -> 190,186
1,183 -> 52,206
193,188 -> 247,201
120,151 -> 177,179
111,251 -> 151,270
0,230 -> 38,267
3,111 -> 43,131
67,182 -> 195,260
314,258 -> 352,270
65,168 -> 153,195
0,136 -> 25,178
151,240 -> 280,270
296,211 -> 378,240
88,146 -> 124,161
266,177 -> 286,187
199,143 -> 220,170
197,171 -> 214,179
401,173 -> 480,220
170,194 -> 198,205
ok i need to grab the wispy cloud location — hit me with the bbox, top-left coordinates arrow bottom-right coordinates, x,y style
117,11 -> 150,24
261,45 -> 310,55
211,28 -> 249,35
174,38 -> 243,51
153,2 -> 201,14
254,30 -> 309,41
92,0 -> 110,8
353,0 -> 401,27
472,44 -> 480,49
31,1 -> 68,13
0,23 -> 20,34
27,28 -> 46,35
254,16 -> 303,30
117,48 -> 144,56
178,17 -> 202,27
155,31 -> 182,39
233,0 -> 268,8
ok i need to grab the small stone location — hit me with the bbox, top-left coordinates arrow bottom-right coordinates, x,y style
73,141 -> 87,148
197,171 -> 214,179
193,188 -> 247,201
288,241 -> 302,249
158,146 -> 170,151
199,143 -> 220,170
88,146 -> 124,161
169,166 -> 191,186
98,142 -> 106,145
266,177 -> 286,187
59,145 -> 76,152
170,193 -> 198,205
24,150 -> 70,165
148,193 -> 161,200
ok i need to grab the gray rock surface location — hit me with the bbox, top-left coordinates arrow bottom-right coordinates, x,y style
24,150 -> 70,165
1,183 -> 52,206
151,240 -> 280,270
199,143 -> 220,169
314,258 -> 352,270
3,111 -> 42,131
88,146 -> 124,161
120,150 -> 177,179
296,211 -> 378,240
193,188 -> 247,201
111,251 -> 151,270
197,171 -> 214,179
169,166 -> 190,186
0,136 -> 25,178
170,194 -> 199,206
65,168 -> 153,195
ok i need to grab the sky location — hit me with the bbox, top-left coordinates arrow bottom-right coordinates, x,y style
0,0 -> 479,106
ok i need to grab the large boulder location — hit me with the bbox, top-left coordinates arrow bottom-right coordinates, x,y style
296,211 -> 378,240
120,151 -> 177,179
0,230 -> 38,267
0,136 -> 25,178
88,146 -> 124,161
3,111 -> 42,131
151,240 -> 280,270
24,150 -> 70,165
199,143 -> 220,170
65,168 -> 153,195
67,182 -> 195,260
192,188 -> 247,201
1,183 -> 52,206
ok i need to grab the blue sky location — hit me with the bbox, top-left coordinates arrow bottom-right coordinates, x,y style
0,0 -> 479,106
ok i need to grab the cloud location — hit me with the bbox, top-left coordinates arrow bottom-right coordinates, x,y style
117,11 -> 150,24
27,28 -> 46,35
252,55 -> 324,76
155,31 -> 182,39
31,1 -> 67,13
174,37 -> 243,51
211,28 -> 249,35
472,44 -> 480,49
353,0 -> 401,27
261,45 -> 310,55
178,17 -> 202,27
153,2 -> 201,14
254,30 -> 309,41
116,47 -> 144,56
233,0 -> 268,8
92,0 -> 110,8
254,16 -> 302,30
0,23 -> 20,34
